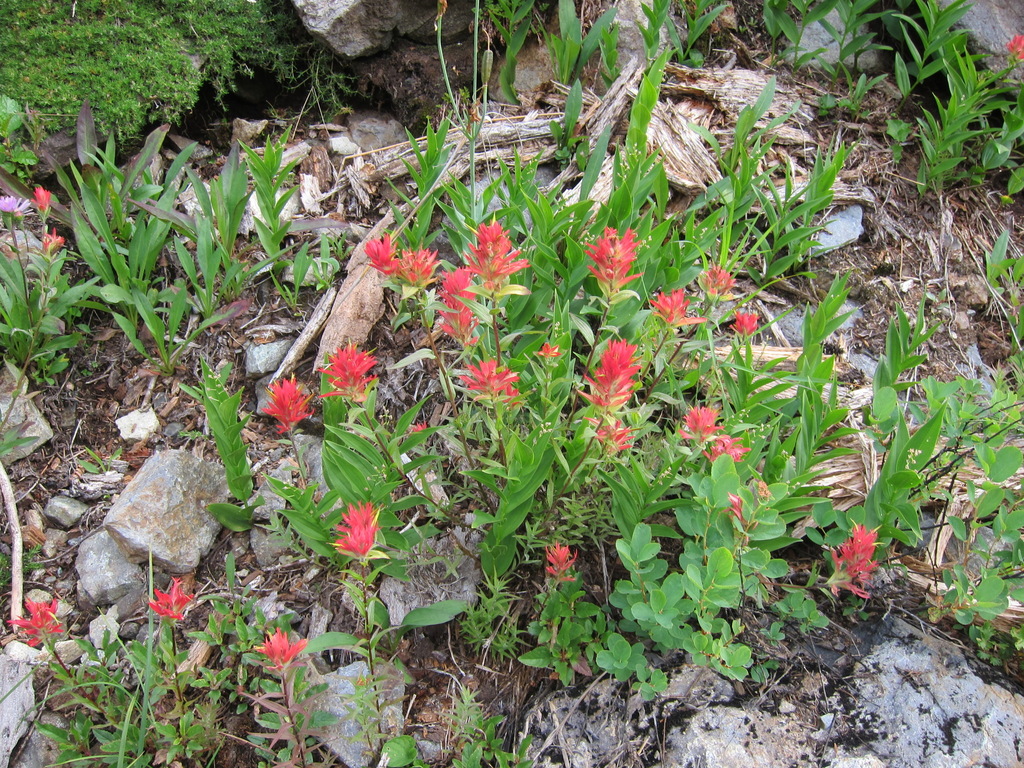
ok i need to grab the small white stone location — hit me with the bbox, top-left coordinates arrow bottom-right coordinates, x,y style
115,409 -> 160,441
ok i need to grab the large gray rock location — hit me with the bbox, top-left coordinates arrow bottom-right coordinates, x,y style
75,529 -> 145,605
939,0 -> 1024,72
0,655 -> 34,768
316,660 -> 405,767
290,0 -> 474,60
42,495 -> 89,529
103,450 -> 228,574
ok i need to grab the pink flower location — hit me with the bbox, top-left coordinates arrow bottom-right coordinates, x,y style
32,187 -> 53,215
704,434 -> 750,462
149,579 -> 193,621
545,544 -> 577,582
263,376 -> 314,434
733,312 -> 759,337
438,267 -> 480,346
460,360 -> 520,406
257,628 -> 308,673
1008,34 -> 1024,61
586,417 -> 635,452
465,221 -> 528,294
366,234 -> 399,275
679,406 -> 722,442
42,230 -> 65,256
586,228 -> 640,299
10,599 -> 63,646
728,493 -> 746,525
828,524 -> 880,599
580,340 -> 640,416
650,290 -> 706,328
698,266 -> 735,298
320,345 -> 377,402
334,502 -> 382,559
537,343 -> 561,358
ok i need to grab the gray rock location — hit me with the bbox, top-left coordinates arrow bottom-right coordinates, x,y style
0,655 -> 34,768
291,0 -> 473,60
0,367 -> 53,461
231,118 -> 268,146
89,610 -> 120,649
103,450 -> 228,574
837,618 -> 1024,767
378,531 -> 480,625
939,0 -> 1024,75
328,135 -> 361,157
811,205 -> 864,256
316,660 -> 405,768
250,525 -> 292,568
75,528 -> 145,605
245,340 -> 293,377
115,408 -> 160,441
42,495 -> 89,529
795,11 -> 886,73
663,706 -> 817,765
348,112 -> 408,152
292,434 -> 326,487
11,711 -> 66,768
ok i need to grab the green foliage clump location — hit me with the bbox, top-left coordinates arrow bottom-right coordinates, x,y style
0,0 -> 322,140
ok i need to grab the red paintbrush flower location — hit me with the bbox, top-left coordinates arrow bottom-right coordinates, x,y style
320,345 -> 377,402
679,406 -> 722,442
395,248 -> 439,289
42,230 -> 65,256
650,290 -> 706,327
698,266 -> 735,298
545,543 -> 577,582
537,343 -> 561,358
32,187 -> 53,216
1008,34 -> 1024,61
465,221 -> 529,294
580,340 -> 640,416
263,376 -> 314,433
366,234 -> 399,276
10,599 -> 63,646
827,524 -> 879,599
586,228 -> 640,299
257,628 -> 308,673
733,312 -> 759,337
438,267 -> 480,345
586,417 -> 635,452
334,502 -> 383,560
704,434 -> 750,462
149,578 -> 193,621
460,360 -> 520,406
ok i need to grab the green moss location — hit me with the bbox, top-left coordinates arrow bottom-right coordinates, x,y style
0,0 -> 333,141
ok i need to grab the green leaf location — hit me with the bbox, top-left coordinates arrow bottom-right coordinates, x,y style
400,600 -> 468,628
304,632 -> 361,654
381,736 -> 418,767
206,503 -> 254,532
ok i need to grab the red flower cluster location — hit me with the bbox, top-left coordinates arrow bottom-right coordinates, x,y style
320,345 -> 377,402
465,221 -> 528,294
828,524 -> 880,599
33,187 -> 53,216
580,340 -> 640,416
679,406 -> 722,443
366,234 -> 439,289
438,267 -> 480,346
537,343 -> 560,358
1008,34 -> 1024,61
698,266 -> 735,298
728,493 -> 745,525
258,627 -> 308,673
42,230 -> 65,256
650,290 -> 706,328
150,578 -> 193,621
732,312 -> 759,337
334,502 -> 382,559
10,599 -> 63,646
263,376 -> 313,433
704,434 -> 750,462
587,228 -> 640,299
586,417 -> 635,453
545,543 -> 577,582
461,360 -> 520,406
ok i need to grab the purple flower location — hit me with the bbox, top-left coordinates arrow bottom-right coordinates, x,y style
0,196 -> 31,217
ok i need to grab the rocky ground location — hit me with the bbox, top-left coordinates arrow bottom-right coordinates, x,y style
2,1 -> 1024,767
